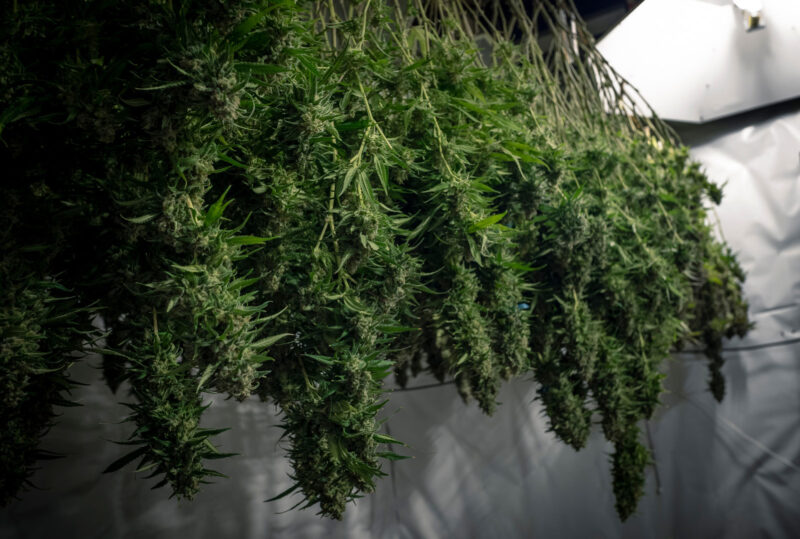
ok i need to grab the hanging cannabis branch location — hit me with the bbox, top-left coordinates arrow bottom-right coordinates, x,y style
1,0 -> 748,521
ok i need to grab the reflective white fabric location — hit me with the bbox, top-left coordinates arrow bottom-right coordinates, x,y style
2,106 -> 799,539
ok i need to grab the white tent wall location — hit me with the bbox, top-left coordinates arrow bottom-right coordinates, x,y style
1,99 -> 799,538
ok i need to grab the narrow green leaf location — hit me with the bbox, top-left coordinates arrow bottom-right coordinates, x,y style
468,211 -> 507,233
373,433 -> 404,445
374,155 -> 389,197
124,214 -> 159,224
172,264 -> 205,273
217,153 -> 248,169
335,119 -> 370,132
227,235 -> 271,245
103,446 -> 147,474
305,354 -> 335,365
136,80 -> 188,91
135,461 -> 158,473
204,186 -> 232,226
659,192 -> 679,204
197,364 -> 217,390
264,483 -> 300,503
339,167 -> 357,197
501,260 -> 537,272
253,333 -> 293,348
229,277 -> 260,290
151,479 -> 169,490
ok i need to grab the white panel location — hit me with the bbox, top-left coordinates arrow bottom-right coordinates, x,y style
598,0 -> 800,122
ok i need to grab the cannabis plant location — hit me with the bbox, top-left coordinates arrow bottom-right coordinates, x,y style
1,0 -> 749,522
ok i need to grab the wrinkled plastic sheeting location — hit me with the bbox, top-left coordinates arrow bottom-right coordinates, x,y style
2,106 -> 800,538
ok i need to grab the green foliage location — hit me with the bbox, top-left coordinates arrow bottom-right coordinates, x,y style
0,275 -> 89,505
104,314 -> 234,498
1,0 -> 750,522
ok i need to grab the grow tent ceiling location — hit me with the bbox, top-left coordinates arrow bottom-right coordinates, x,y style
597,0 -> 800,123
